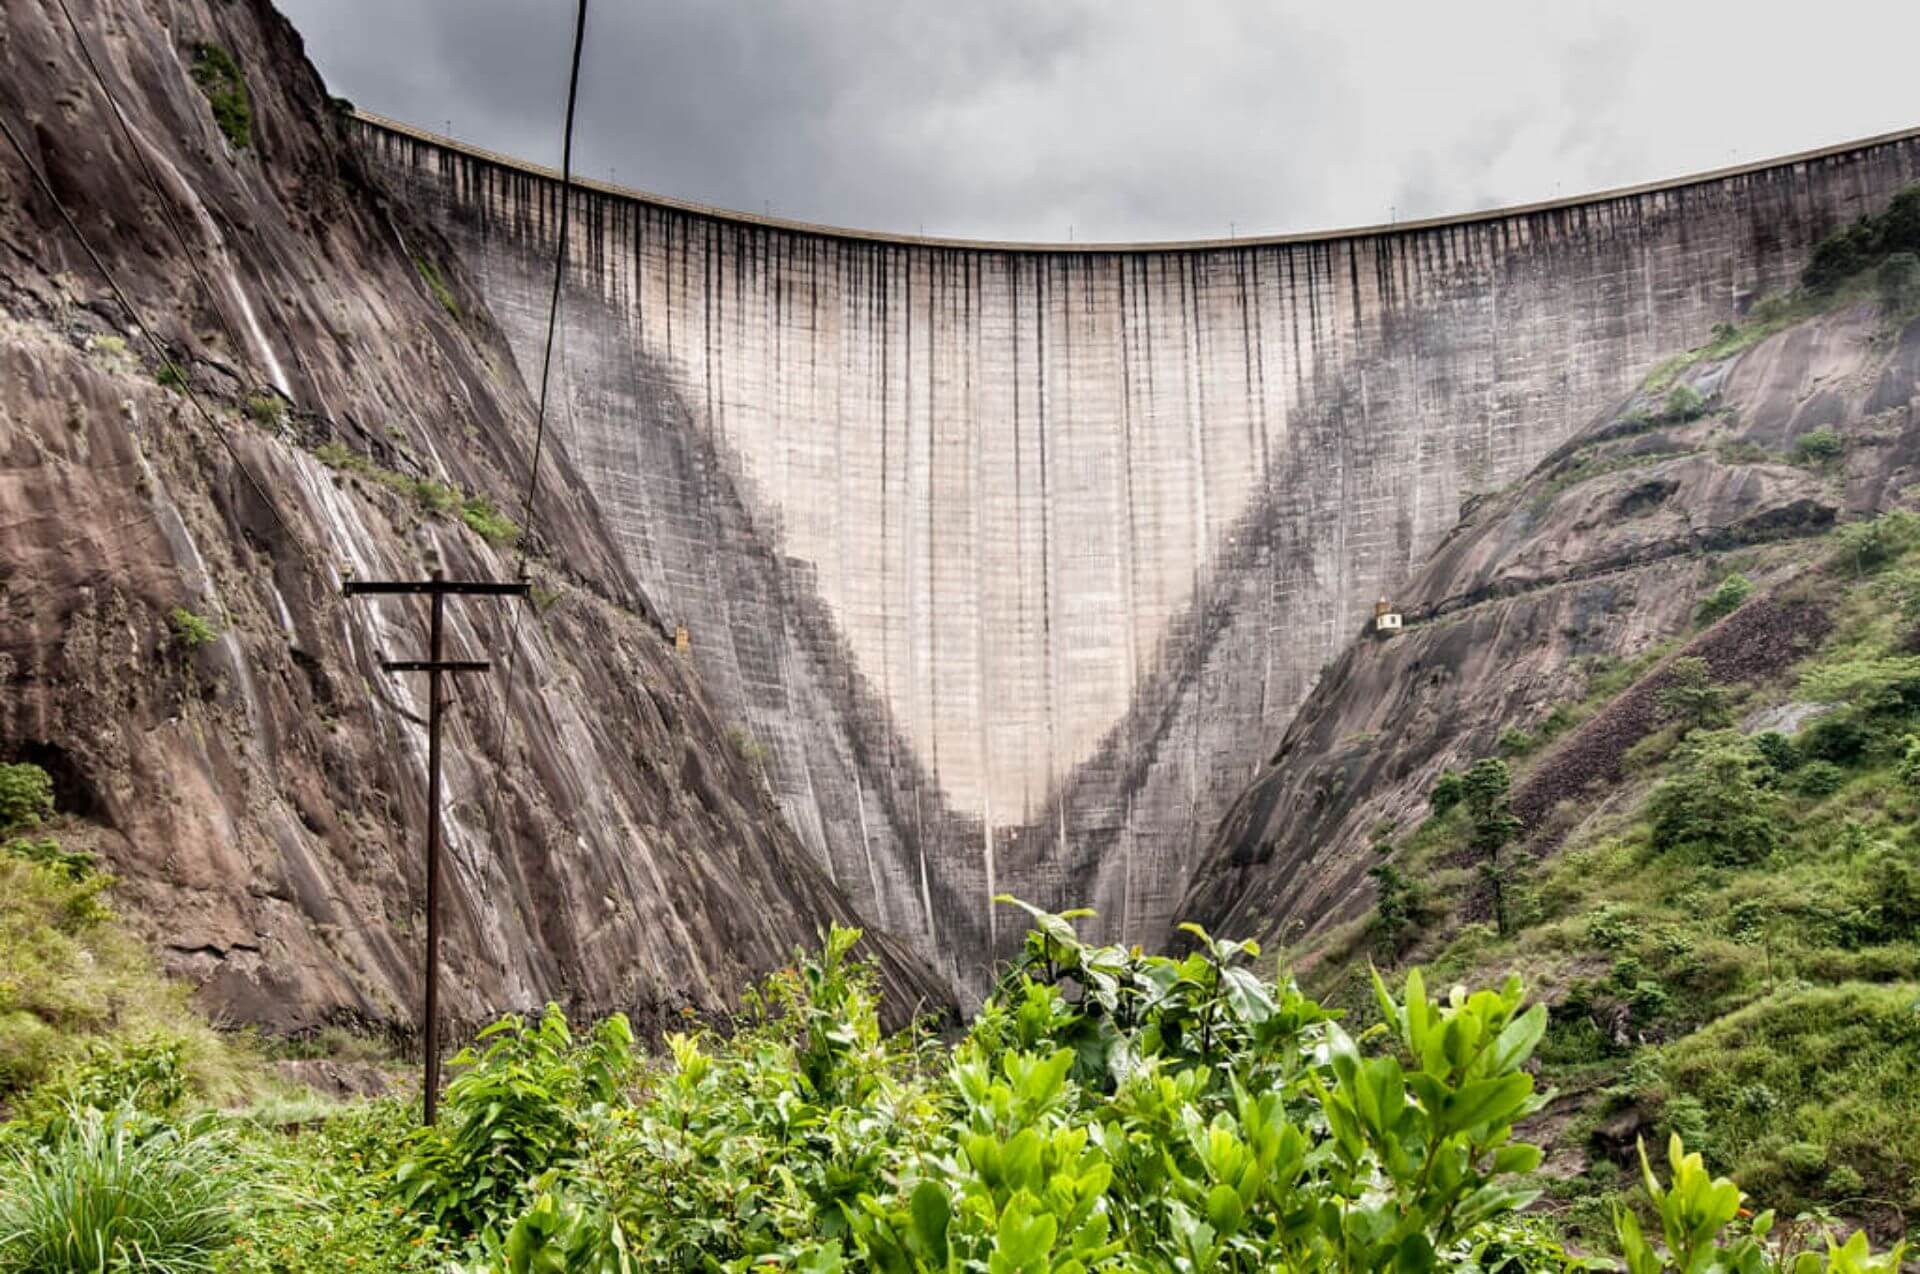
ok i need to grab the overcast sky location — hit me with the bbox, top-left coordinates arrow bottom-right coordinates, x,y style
281,0 -> 1920,244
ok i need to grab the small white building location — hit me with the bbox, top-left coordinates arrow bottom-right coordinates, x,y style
1374,598 -> 1403,633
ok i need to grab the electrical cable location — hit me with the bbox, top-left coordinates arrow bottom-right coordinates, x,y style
0,109 -> 296,545
477,0 -> 590,905
514,0 -> 591,562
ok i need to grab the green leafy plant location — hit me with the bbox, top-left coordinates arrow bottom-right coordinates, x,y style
1829,510 -> 1920,574
1368,856 -> 1424,958
393,1004 -> 633,1238
170,606 -> 221,651
1497,726 -> 1534,756
1877,252 -> 1920,317
1616,1133 -> 1906,1274
30,1036 -> 190,1117
190,43 -> 252,150
1662,383 -> 1706,423
1429,769 -> 1465,816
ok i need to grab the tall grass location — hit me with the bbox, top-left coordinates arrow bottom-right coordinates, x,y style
0,1108 -> 243,1272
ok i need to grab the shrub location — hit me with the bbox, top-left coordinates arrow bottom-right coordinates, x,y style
190,43 -> 251,151
1696,573 -> 1754,623
1463,758 -> 1522,935
0,1107 -> 244,1272
1656,657 -> 1732,733
1,836 -> 94,881
1367,858 -> 1422,956
156,363 -> 187,389
1662,383 -> 1706,422
1790,759 -> 1846,797
0,763 -> 53,833
393,1004 -> 633,1237
1803,224 -> 1873,293
170,606 -> 220,650
1616,1134 -> 1907,1274
1428,768 -> 1465,815
243,394 -> 284,429
1829,510 -> 1920,574
1896,733 -> 1920,788
460,495 -> 519,547
1496,726 -> 1533,756
409,479 -> 459,515
1648,729 -> 1781,865
1750,730 -> 1799,781
30,1036 -> 189,1117
1792,425 -> 1844,467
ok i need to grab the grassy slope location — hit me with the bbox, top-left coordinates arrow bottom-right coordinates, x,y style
1299,513 -> 1920,1244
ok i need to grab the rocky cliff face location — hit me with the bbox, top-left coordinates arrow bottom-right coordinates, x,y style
0,0 -> 947,1035
1181,301 -> 1920,951
354,114 -> 1920,991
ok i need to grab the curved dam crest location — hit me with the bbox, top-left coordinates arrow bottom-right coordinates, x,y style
352,115 -> 1920,991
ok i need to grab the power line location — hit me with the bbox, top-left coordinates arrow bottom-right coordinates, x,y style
514,0 -> 591,559
478,0 -> 590,911
0,110 -> 296,545
53,0 -> 263,392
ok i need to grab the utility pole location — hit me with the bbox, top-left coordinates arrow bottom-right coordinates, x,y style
344,569 -> 529,1124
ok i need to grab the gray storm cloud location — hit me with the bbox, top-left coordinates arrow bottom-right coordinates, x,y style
283,0 -> 1919,242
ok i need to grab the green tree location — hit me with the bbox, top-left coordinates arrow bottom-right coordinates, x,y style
1367,857 -> 1421,959
0,763 -> 54,833
1792,425 -> 1844,466
1696,573 -> 1753,623
1428,769 -> 1465,815
1648,730 -> 1781,865
1656,657 -> 1731,734
1464,758 -> 1522,935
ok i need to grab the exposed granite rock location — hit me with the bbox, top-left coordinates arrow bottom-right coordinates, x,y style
0,0 -> 950,1035
1181,305 -> 1920,950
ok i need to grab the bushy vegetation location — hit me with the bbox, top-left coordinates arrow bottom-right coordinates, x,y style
1793,426 -> 1845,468
0,902 -> 1901,1272
1335,512 -> 1920,1244
245,393 -> 286,430
1696,573 -> 1753,624
190,43 -> 252,151
1802,186 -> 1920,295
460,494 -> 520,547
1638,184 -> 1920,398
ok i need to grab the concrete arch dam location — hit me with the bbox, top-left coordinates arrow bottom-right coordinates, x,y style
352,116 -> 1920,993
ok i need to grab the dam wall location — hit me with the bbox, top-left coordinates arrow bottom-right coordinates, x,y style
352,115 -> 1920,990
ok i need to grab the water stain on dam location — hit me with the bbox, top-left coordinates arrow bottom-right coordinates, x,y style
353,115 -> 1920,993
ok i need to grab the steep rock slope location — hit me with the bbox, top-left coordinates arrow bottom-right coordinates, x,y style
1182,300 -> 1920,950
0,0 -> 946,1034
